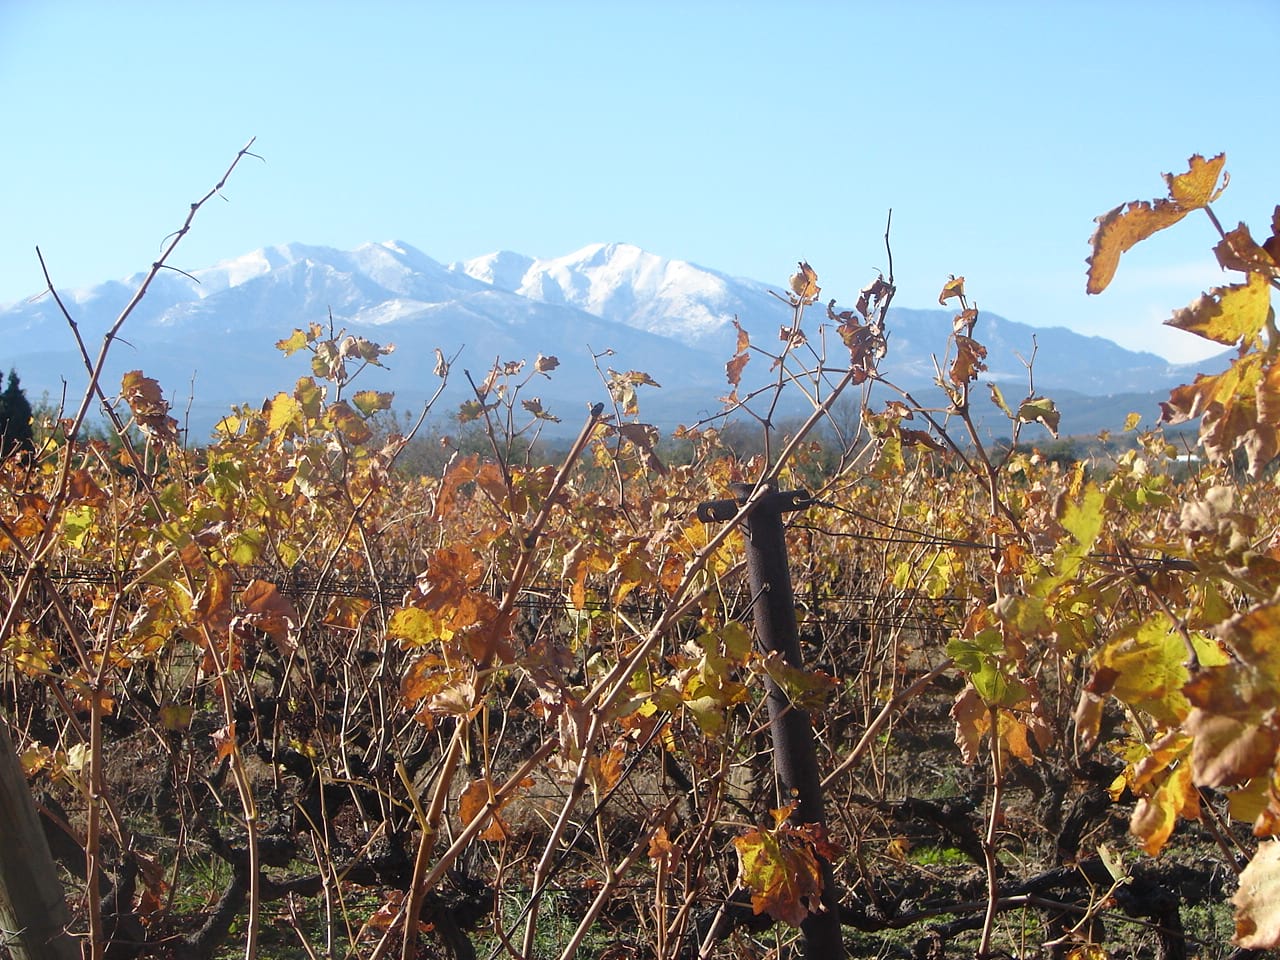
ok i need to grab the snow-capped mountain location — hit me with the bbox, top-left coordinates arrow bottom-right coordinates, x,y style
2,240 -> 1216,439
451,242 -> 782,347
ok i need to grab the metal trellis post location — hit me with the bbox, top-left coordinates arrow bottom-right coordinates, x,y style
697,482 -> 844,959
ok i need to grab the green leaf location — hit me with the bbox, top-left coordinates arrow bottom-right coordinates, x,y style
988,383 -> 1014,418
1016,396 -> 1060,437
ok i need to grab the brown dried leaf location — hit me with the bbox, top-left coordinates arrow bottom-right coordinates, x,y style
726,352 -> 749,388
952,685 -> 989,765
950,335 -> 988,385
938,276 -> 965,305
1215,223 -> 1280,276
1234,841 -> 1280,948
120,370 -> 179,444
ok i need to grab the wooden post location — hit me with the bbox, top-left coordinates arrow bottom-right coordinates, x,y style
0,720 -> 79,960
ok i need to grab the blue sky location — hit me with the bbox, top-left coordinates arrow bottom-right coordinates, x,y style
3,0 -> 1276,362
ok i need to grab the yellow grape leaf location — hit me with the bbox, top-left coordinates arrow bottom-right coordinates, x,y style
1164,152 -> 1228,208
387,607 -> 438,647
1124,411 -> 1142,431
276,329 -> 310,356
1065,946 -> 1110,960
788,261 -> 820,303
1130,750 -> 1199,856
1160,351 -> 1280,475
352,390 -> 394,417
1167,270 -> 1272,347
1234,841 -> 1280,948
158,703 -> 194,731
732,826 -> 824,927
988,383 -> 1013,418
865,435 -> 902,479
266,392 -> 302,436
938,275 -> 965,305
1092,614 -> 1195,726
1087,154 -> 1227,294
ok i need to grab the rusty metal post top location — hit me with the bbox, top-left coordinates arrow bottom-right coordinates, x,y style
695,484 -> 812,523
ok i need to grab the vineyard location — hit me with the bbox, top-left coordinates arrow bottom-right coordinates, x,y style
2,147 -> 1279,960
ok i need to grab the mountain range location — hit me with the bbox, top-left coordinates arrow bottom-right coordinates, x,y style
1,240 -> 1225,441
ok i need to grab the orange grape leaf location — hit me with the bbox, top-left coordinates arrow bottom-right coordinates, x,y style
732,826 -> 824,927
1215,222 -> 1280,276
789,261 -> 820,303
66,469 -> 108,506
1164,152 -> 1227,208
1167,270 -> 1273,347
236,579 -> 299,654
1234,841 -> 1280,948
732,317 -> 750,354
211,722 -> 236,760
399,653 -> 448,707
1087,199 -> 1189,294
458,778 -> 509,841
648,826 -> 680,871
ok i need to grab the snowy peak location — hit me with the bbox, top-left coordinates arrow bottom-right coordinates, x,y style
454,241 -> 776,345
453,250 -> 536,292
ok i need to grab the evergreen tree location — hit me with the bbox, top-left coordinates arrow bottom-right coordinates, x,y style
0,369 -> 34,457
